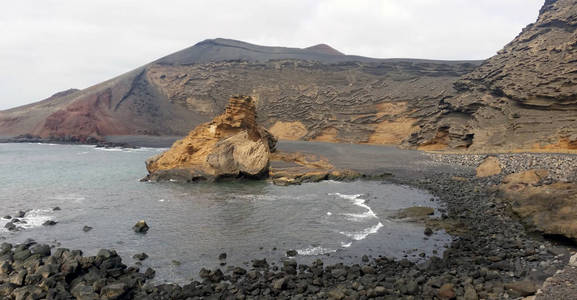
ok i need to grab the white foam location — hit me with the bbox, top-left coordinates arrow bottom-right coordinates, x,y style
93,147 -> 124,152
48,195 -> 85,202
326,212 -> 332,216
159,199 -> 165,202
296,246 -> 337,256
329,193 -> 378,221
19,209 -> 53,229
341,242 -> 352,248
339,222 -> 384,241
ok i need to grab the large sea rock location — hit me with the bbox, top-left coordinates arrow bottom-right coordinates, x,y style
145,96 -> 277,182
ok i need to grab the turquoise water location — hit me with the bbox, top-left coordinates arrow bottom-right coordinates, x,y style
0,143 -> 450,283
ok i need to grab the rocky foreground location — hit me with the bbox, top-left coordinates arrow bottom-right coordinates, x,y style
3,151 -> 577,299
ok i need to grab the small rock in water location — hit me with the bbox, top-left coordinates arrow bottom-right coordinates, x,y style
42,220 -> 57,226
424,227 -> 434,236
362,255 -> 369,262
286,249 -> 298,257
4,222 -> 17,231
3,215 -> 11,219
82,225 -> 93,232
172,260 -> 181,266
133,220 -> 149,233
52,206 -> 61,211
15,211 -> 26,218
252,258 -> 268,268
145,267 -> 156,279
218,252 -> 227,260
133,253 -> 149,261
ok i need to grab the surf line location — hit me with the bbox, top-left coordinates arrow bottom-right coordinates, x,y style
329,193 -> 385,243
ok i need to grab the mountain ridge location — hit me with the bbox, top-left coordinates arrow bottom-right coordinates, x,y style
0,38 -> 481,145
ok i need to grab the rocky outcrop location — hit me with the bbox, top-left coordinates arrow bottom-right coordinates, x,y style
408,0 -> 577,151
269,151 -> 363,185
476,156 -> 502,177
145,96 -> 277,181
498,169 -> 577,240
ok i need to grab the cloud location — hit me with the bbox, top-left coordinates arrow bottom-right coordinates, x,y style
0,0 -> 544,110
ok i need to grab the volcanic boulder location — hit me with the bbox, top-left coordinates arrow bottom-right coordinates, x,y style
145,96 -> 277,181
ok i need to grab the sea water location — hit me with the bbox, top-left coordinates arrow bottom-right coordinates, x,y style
0,143 -> 450,284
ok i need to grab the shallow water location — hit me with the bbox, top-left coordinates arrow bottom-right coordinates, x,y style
0,143 -> 451,284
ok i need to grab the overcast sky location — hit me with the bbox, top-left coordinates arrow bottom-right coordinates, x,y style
0,0 -> 544,110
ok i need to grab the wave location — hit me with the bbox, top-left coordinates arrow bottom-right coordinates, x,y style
0,209 -> 53,233
93,148 -> 124,152
341,242 -> 352,248
339,222 -> 384,241
329,193 -> 378,221
297,246 -> 337,256
48,195 -> 85,202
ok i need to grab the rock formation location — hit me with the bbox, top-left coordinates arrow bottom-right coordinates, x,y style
497,169 -> 577,240
408,0 -> 577,151
145,96 -> 277,181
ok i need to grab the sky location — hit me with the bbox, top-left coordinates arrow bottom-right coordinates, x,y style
0,0 -> 544,110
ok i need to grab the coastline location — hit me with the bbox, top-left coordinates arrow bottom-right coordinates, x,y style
1,142 -> 576,298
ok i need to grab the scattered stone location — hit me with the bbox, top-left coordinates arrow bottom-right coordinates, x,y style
286,249 -> 298,257
4,222 -> 17,231
504,280 -> 538,297
133,220 -> 149,233
476,156 -> 502,177
133,253 -> 149,261
83,225 -> 93,232
424,227 -> 434,236
52,206 -> 61,211
218,252 -> 227,260
569,253 -> 577,267
42,220 -> 57,226
15,211 -> 25,218
252,258 -> 268,268
438,283 -> 456,299
144,267 -> 156,279
273,277 -> 288,290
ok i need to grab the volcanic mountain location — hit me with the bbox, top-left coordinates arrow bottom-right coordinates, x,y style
0,38 -> 480,145
4,0 -> 577,152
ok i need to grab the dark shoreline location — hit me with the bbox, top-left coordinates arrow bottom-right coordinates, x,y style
1,140 -> 576,299
1,169 -> 573,299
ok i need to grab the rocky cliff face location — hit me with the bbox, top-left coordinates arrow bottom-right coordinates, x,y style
0,38 -> 479,145
145,96 -> 277,181
408,0 -> 577,151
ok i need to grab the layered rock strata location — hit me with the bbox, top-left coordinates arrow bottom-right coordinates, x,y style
408,0 -> 577,151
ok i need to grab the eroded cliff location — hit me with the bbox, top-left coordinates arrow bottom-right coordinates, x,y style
408,0 -> 577,151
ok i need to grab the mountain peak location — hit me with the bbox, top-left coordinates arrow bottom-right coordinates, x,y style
304,44 -> 344,55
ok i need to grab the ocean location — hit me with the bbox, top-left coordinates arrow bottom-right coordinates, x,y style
0,143 -> 450,283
